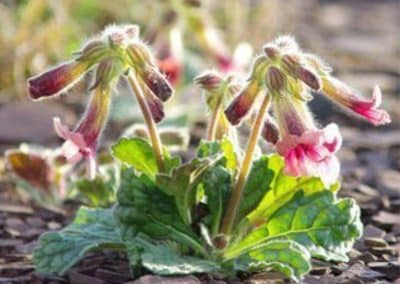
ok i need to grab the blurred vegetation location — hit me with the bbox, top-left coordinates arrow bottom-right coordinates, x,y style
0,0 -> 300,99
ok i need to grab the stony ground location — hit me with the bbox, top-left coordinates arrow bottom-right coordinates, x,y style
0,0 -> 399,283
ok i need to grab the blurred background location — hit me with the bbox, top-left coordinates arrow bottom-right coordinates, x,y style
0,0 -> 399,282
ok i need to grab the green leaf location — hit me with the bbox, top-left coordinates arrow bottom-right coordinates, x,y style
244,239 -> 311,282
236,156 -> 275,221
76,176 -> 115,207
244,154 -> 339,227
113,169 -> 206,255
33,207 -> 123,275
156,155 -> 223,225
201,166 -> 231,236
226,191 -> 362,262
197,138 -> 238,170
129,237 -> 220,275
111,137 -> 158,177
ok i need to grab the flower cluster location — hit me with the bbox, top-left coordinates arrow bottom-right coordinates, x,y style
224,36 -> 390,186
195,71 -> 241,142
27,25 -> 172,178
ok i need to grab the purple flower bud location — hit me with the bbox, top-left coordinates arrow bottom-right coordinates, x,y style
142,67 -> 173,102
28,61 -> 87,100
281,54 -> 321,91
143,89 -> 165,123
263,44 -> 280,59
262,117 -> 280,145
266,66 -> 285,91
225,80 -> 261,125
194,71 -> 224,92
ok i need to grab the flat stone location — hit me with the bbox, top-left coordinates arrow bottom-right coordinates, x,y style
0,101 -> 76,144
131,275 -> 201,284
364,237 -> 388,248
373,211 -> 400,225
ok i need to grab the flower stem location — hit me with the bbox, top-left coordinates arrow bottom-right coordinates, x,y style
206,98 -> 223,141
127,74 -> 165,172
220,93 -> 271,236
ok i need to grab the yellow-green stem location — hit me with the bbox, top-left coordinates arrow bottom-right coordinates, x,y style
220,93 -> 271,236
127,74 -> 165,172
206,98 -> 223,141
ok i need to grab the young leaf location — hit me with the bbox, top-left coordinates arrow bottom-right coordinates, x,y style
33,207 -> 123,275
129,237 -> 220,275
113,169 -> 206,255
111,137 -> 158,177
226,191 -> 362,262
76,176 -> 115,207
197,138 -> 238,170
244,239 -> 311,282
155,155 -> 223,225
244,154 -> 339,227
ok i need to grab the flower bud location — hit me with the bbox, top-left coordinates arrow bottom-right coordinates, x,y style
263,44 -> 280,60
126,43 -> 154,67
143,89 -> 165,123
195,71 -> 224,92
262,117 -> 280,145
75,39 -> 109,65
281,54 -> 321,91
28,61 -> 88,100
266,66 -> 285,91
90,58 -> 121,90
141,67 -> 173,102
224,80 -> 261,125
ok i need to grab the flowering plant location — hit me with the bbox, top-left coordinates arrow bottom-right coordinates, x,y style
30,26 -> 389,282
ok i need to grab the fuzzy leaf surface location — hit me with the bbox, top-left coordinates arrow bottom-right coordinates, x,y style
113,169 -> 205,255
33,207 -> 123,275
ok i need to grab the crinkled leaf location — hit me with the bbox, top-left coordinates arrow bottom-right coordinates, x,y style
197,138 -> 238,170
201,166 -> 231,235
33,207 -> 123,275
113,169 -> 206,255
244,154 -> 339,227
226,191 -> 362,262
243,239 -> 311,282
128,237 -> 220,275
156,155 -> 222,225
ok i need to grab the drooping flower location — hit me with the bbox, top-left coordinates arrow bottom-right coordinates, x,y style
28,40 -> 109,100
321,78 -> 390,126
304,54 -> 391,126
54,84 -> 112,179
273,95 -> 342,186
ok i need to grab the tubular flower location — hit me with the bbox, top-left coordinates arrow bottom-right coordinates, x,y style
28,39 -> 109,100
274,95 -> 342,186
304,54 -> 391,126
321,78 -> 390,126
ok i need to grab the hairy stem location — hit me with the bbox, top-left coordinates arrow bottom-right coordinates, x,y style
127,74 -> 165,172
220,93 -> 270,236
206,98 -> 223,141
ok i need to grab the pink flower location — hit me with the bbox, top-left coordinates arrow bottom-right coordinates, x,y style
53,86 -> 111,179
276,123 -> 342,187
321,78 -> 390,126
